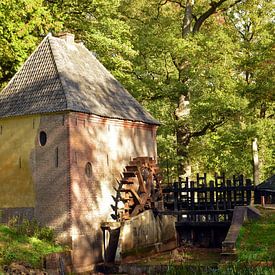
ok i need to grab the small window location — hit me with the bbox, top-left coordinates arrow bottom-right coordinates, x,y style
39,131 -> 47,146
85,162 -> 92,178
55,147 -> 59,167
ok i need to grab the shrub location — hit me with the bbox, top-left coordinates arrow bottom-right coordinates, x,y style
35,226 -> 55,242
7,217 -> 55,242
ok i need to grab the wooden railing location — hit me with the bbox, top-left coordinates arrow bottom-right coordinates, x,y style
162,173 -> 254,223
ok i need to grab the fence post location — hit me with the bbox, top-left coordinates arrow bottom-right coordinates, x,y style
246,178 -> 252,205
173,181 -> 179,212
227,179 -> 232,209
233,175 -> 237,207
240,175 -> 244,205
222,175 -> 226,210
190,181 -> 195,221
209,180 -> 214,221
179,177 -> 182,209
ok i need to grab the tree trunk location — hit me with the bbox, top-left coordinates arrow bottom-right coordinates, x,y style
174,1 -> 194,178
182,0 -> 193,37
252,138 -> 260,186
251,138 -> 260,205
175,94 -> 191,178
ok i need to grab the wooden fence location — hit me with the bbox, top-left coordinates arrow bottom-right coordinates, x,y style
162,173 -> 254,223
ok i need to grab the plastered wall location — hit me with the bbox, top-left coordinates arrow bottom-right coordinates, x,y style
0,114 -> 71,243
0,115 -> 39,208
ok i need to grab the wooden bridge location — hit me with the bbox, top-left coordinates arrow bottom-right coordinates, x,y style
159,173 -> 254,246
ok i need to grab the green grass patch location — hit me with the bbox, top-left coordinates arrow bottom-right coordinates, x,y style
236,208 -> 275,263
166,263 -> 274,275
0,221 -> 65,268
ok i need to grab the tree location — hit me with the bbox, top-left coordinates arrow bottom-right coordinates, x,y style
45,0 -> 137,84
119,0 -> 250,176
0,0 -> 62,88
118,0 -> 274,179
1,0 -> 273,179
227,0 -> 275,178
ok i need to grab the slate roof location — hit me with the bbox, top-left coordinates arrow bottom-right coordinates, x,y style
256,174 -> 275,192
0,34 -> 160,125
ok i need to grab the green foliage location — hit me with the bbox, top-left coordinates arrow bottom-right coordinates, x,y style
189,125 -> 255,177
0,222 -> 63,267
7,217 -> 55,242
46,0 -> 137,83
120,0 -> 274,179
0,0 -> 274,179
0,0 -> 62,88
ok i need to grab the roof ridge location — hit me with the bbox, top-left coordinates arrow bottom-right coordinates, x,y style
47,36 -> 68,110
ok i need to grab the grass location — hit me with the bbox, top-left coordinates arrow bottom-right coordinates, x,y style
236,207 -> 275,263
0,222 -> 64,269
166,264 -> 273,275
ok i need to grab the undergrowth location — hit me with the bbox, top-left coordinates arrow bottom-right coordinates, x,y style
236,208 -> 275,263
0,217 -> 64,268
166,263 -> 274,275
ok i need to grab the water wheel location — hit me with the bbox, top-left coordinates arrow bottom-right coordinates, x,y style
111,157 -> 163,221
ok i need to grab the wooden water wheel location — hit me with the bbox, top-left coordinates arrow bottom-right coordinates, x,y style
111,157 -> 163,221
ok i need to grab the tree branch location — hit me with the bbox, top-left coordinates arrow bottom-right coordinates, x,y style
160,0 -> 185,8
227,16 -> 246,40
220,0 -> 242,12
193,0 -> 228,33
190,119 -> 225,138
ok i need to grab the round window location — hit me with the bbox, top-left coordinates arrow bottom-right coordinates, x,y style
39,131 -> 47,146
85,162 -> 92,178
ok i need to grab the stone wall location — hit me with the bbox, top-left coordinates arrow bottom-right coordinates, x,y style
68,112 -> 157,272
117,210 -> 177,261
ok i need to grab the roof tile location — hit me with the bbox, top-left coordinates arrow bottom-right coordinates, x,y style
0,34 -> 159,125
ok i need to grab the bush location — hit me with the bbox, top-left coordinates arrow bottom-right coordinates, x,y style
35,226 -> 55,242
0,223 -> 64,268
7,217 -> 55,242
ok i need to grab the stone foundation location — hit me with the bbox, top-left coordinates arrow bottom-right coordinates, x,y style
115,210 -> 177,262
0,207 -> 34,223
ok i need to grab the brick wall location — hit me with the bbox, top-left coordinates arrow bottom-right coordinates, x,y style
68,112 -> 157,272
0,111 -> 158,272
32,113 -> 71,244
